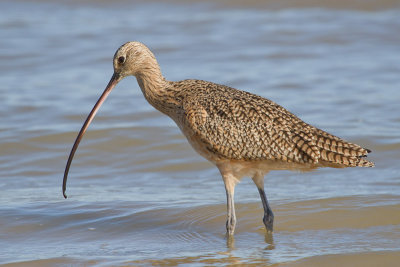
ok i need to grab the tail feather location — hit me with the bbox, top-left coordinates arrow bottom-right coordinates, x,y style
314,130 -> 374,167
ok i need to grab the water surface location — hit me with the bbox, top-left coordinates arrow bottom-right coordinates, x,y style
1,0 -> 400,266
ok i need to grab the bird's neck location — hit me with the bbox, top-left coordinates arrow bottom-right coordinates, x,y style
135,64 -> 180,116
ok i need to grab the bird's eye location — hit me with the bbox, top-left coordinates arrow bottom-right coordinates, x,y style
118,56 -> 125,64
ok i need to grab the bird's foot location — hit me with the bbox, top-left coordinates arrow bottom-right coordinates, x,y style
263,212 -> 274,232
226,217 -> 236,236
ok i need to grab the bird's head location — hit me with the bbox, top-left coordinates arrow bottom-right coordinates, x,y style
113,41 -> 156,79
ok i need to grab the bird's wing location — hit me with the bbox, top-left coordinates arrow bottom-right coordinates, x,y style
182,83 -> 309,162
181,81 -> 373,167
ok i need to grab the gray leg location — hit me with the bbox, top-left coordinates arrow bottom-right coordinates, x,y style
225,186 -> 236,236
252,173 -> 274,232
218,164 -> 239,236
258,187 -> 274,232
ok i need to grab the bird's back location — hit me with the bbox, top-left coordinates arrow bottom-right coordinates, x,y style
169,79 -> 374,168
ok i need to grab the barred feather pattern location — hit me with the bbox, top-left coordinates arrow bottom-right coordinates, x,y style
167,80 -> 374,168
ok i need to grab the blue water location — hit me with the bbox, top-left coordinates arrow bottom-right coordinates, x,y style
1,0 -> 399,266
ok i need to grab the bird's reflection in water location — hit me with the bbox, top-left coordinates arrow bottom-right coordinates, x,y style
225,230 -> 275,250
226,233 -> 235,250
264,231 -> 275,250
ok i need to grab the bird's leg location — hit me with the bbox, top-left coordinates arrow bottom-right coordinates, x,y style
252,172 -> 274,232
223,174 -> 238,236
258,187 -> 274,232
218,164 -> 239,236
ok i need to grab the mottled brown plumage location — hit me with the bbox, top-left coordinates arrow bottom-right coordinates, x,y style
176,80 -> 373,168
63,41 -> 374,236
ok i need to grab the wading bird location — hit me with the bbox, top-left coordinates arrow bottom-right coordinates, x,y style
63,42 -> 374,235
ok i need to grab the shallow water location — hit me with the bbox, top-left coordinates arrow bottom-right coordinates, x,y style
1,0 -> 400,266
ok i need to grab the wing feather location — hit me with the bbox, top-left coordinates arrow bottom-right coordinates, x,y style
179,80 -> 373,167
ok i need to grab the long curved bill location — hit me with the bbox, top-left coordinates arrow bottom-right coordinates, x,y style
62,72 -> 121,198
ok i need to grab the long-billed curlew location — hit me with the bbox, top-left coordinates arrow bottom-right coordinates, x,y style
63,42 -> 374,235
